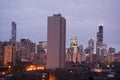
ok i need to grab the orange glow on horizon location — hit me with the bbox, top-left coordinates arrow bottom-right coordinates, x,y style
91,68 -> 102,73
26,65 -> 45,71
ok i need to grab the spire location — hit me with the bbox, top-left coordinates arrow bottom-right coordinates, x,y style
99,20 -> 103,26
89,36 -> 94,40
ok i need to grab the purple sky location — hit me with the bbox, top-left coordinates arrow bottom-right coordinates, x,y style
0,0 -> 120,52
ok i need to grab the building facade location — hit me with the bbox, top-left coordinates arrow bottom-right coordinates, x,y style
0,41 -> 11,65
96,25 -> 104,63
107,47 -> 115,64
10,22 -> 16,42
0,41 -> 4,65
96,25 -> 103,54
4,45 -> 13,65
47,14 -> 66,69
20,39 -> 36,62
88,38 -> 94,63
36,41 -> 47,64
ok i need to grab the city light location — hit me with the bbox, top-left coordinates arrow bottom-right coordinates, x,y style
26,65 -> 45,71
2,72 -> 5,75
91,68 -> 102,73
8,65 -> 11,69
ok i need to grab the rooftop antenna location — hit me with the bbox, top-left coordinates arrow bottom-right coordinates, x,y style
99,20 -> 103,26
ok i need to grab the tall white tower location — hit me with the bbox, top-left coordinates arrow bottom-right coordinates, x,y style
70,36 -> 78,54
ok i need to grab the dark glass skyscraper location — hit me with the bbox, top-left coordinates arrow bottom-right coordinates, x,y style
97,25 -> 103,45
11,22 -> 16,42
96,25 -> 104,63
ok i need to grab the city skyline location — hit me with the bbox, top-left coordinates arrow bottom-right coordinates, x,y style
0,0 -> 120,52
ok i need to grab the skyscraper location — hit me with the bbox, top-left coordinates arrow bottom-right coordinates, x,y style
96,25 -> 104,54
70,36 -> 78,54
96,25 -> 103,46
11,22 -> 16,42
20,39 -> 36,62
88,38 -> 94,50
47,14 -> 66,69
96,25 -> 106,63
78,45 -> 83,53
4,45 -> 13,65
88,38 -> 94,63
70,36 -> 80,63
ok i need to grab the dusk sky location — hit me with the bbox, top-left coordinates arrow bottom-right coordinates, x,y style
0,0 -> 120,52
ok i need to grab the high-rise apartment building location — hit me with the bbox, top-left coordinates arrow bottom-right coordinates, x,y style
47,14 -> 66,69
88,38 -> 94,63
88,38 -> 94,50
11,22 -> 16,42
107,47 -> 115,64
0,41 -> 11,65
4,45 -> 13,65
70,36 -> 78,54
37,41 -> 47,64
20,39 -> 36,62
70,36 -> 81,63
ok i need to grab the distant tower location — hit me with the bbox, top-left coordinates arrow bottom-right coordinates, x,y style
70,36 -> 81,63
47,14 -> 66,69
70,36 -> 78,54
70,36 -> 78,47
79,45 -> 83,53
88,38 -> 94,50
20,39 -> 36,62
97,25 -> 103,45
88,38 -> 94,63
11,22 -> 16,42
4,45 -> 13,65
10,22 -> 16,65
96,25 -> 103,54
96,25 -> 104,63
